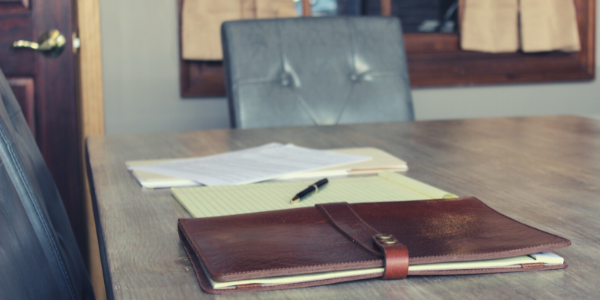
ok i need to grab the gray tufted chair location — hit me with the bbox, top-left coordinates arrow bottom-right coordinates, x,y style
0,68 -> 95,299
222,17 -> 414,129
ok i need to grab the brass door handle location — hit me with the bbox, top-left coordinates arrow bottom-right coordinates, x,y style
13,29 -> 66,58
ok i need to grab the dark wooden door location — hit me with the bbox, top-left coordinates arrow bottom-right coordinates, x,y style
0,0 -> 84,255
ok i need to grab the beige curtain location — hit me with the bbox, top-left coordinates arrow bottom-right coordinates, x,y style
460,0 -> 519,53
460,0 -> 580,53
520,0 -> 580,52
182,0 -> 297,60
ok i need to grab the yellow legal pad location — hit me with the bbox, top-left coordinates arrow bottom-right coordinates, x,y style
171,171 -> 457,218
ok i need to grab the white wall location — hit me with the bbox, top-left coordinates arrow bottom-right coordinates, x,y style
100,0 -> 230,134
100,0 -> 600,135
413,78 -> 600,120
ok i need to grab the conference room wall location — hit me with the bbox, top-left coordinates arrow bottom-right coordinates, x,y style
100,0 -> 600,135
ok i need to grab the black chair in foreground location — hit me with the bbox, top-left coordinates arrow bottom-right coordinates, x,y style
221,16 -> 414,129
0,68 -> 95,299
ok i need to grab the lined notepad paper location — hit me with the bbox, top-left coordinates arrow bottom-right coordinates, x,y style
172,171 -> 457,218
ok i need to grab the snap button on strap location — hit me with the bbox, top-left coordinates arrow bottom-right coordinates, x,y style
314,203 -> 410,278
373,234 -> 409,279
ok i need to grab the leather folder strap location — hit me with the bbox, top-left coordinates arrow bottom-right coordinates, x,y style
372,234 -> 409,279
316,202 -> 381,255
315,202 -> 409,279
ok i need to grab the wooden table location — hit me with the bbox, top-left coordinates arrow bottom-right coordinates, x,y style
87,116 -> 600,299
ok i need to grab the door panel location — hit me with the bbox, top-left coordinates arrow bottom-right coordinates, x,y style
8,78 -> 35,135
0,0 -> 29,9
0,3 -> 35,75
0,0 -> 84,257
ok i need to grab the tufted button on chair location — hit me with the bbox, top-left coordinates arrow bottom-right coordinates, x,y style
0,68 -> 95,299
221,17 -> 414,129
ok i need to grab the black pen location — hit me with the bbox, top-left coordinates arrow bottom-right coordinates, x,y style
290,178 -> 329,204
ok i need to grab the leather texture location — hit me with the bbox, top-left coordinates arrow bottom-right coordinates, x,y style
221,17 -> 414,129
178,197 -> 570,294
0,68 -> 95,299
372,235 -> 409,279
315,202 -> 408,279
315,202 -> 383,255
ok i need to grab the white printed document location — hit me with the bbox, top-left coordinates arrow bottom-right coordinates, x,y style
126,147 -> 407,189
130,143 -> 370,186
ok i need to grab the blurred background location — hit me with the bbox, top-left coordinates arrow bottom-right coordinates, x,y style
99,0 -> 600,135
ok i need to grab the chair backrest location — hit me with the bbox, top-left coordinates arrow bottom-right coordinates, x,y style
0,68 -> 95,299
222,17 -> 413,129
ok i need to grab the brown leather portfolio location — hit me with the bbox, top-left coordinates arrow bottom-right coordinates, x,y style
178,197 -> 570,294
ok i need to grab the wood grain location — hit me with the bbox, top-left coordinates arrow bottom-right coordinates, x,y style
0,0 -> 28,4
2,0 -> 85,258
87,116 -> 600,299
0,2 -> 34,72
7,77 -> 35,135
0,0 -> 29,11
31,0 -> 85,262
73,0 -> 106,299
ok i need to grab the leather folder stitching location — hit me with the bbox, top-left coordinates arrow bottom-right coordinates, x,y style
179,197 -> 571,294
407,242 -> 571,261
180,199 -> 570,277
314,202 -> 569,263
180,222 -> 382,277
211,260 -> 383,277
475,198 -> 572,243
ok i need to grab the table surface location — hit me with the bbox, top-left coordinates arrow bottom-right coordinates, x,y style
87,116 -> 600,300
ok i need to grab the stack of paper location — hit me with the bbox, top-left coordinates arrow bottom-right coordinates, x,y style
207,252 -> 564,289
126,144 -> 407,189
